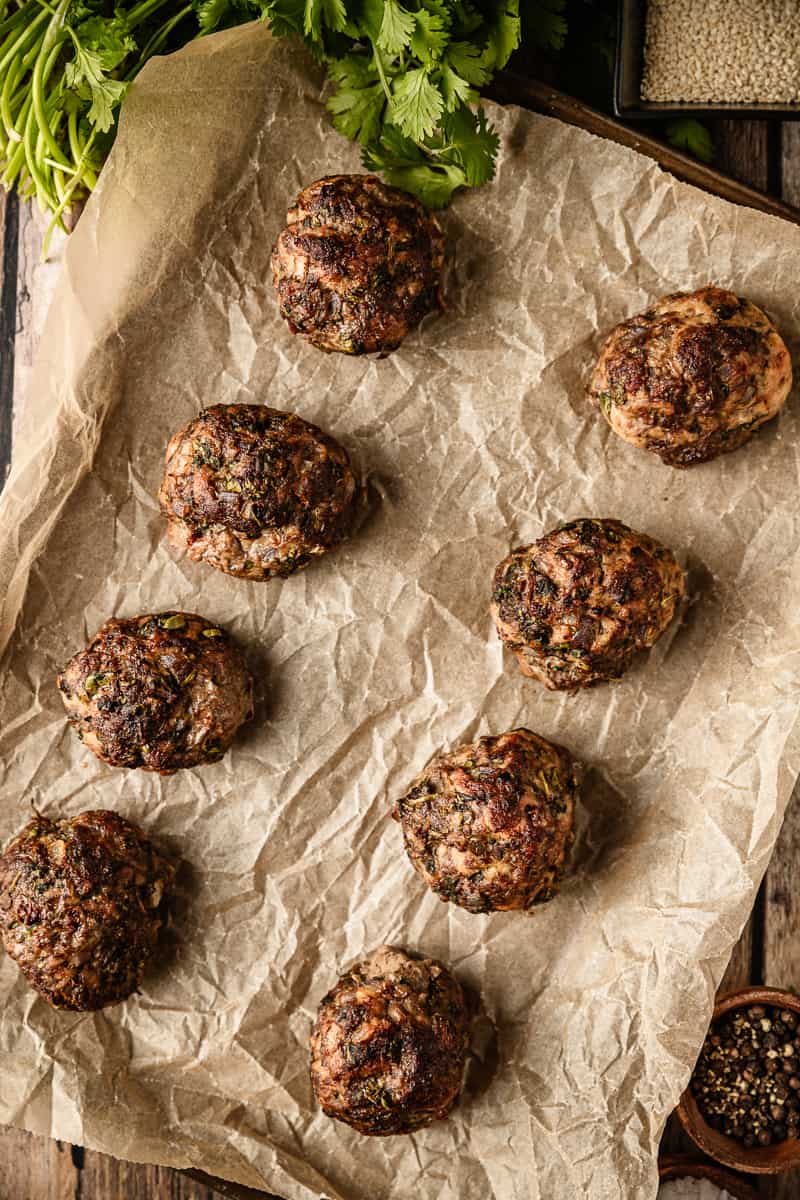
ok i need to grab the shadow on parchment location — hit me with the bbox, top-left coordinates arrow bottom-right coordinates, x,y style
235,638 -> 277,751
461,978 -> 501,1107
146,852 -> 199,990
568,766 -> 636,883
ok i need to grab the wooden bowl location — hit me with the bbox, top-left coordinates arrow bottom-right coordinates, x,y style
658,1154 -> 759,1197
677,986 -> 800,1175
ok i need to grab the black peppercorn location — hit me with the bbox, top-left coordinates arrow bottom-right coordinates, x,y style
691,1004 -> 800,1149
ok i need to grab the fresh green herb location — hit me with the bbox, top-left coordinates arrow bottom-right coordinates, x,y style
664,118 -> 714,164
277,0 -> 523,209
0,0 -> 718,236
2,0 -> 575,234
521,0 -> 566,53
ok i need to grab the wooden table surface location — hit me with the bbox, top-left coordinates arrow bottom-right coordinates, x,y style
1,111 -> 800,1199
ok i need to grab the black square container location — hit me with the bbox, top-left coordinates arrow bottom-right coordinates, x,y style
615,0 -> 800,120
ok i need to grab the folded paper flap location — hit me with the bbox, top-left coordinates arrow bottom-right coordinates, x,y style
1,24 -> 799,1200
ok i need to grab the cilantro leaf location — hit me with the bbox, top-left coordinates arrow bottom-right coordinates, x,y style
665,118 -> 714,163
440,61 -> 476,111
523,0 -> 567,53
304,0 -> 348,41
409,7 -> 449,64
73,17 -> 135,71
444,104 -> 499,187
193,0 -> 233,34
327,54 -> 385,145
358,0 -> 385,41
64,42 -> 128,133
445,40 -> 490,87
262,0 -> 306,36
390,66 -> 444,141
482,1 -> 521,71
375,0 -> 416,56
364,128 -> 466,207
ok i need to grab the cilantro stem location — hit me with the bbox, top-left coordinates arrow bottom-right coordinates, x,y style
132,5 -> 192,74
1,53 -> 23,141
0,6 -> 36,44
22,96 -> 50,212
1,102 -> 29,184
371,42 -> 393,108
125,0 -> 177,33
369,39 -> 438,163
0,11 -> 47,81
33,18 -> 74,171
44,126 -> 97,253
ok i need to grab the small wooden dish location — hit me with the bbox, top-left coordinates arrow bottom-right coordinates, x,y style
658,1154 -> 759,1198
677,986 -> 800,1175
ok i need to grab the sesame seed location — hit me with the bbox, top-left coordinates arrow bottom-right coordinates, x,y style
641,0 -> 800,104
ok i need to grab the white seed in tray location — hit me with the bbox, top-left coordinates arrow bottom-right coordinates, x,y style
641,0 -> 800,104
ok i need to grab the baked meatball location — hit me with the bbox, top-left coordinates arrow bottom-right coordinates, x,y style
310,945 -> 468,1136
589,286 -> 792,466
158,404 -> 358,580
491,518 -> 684,691
271,174 -> 444,355
0,810 -> 174,1011
58,612 -> 253,773
393,729 -> 576,914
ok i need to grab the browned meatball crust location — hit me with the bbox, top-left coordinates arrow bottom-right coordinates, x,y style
491,518 -> 684,691
271,174 -> 444,355
589,286 -> 792,466
310,945 -> 468,1136
393,729 -> 576,914
0,810 -> 174,1011
158,404 -> 358,580
58,612 -> 253,773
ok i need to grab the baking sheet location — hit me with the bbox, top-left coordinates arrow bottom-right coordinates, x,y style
1,24 -> 799,1200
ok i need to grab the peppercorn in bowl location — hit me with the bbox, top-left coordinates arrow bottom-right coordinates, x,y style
678,987 -> 800,1175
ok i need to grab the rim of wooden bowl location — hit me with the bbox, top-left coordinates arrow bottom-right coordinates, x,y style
658,1153 -> 760,1197
676,986 -> 800,1175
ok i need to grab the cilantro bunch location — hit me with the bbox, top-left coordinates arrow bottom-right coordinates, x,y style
260,1 -> 523,208
0,0 -> 197,242
195,0 -> 527,206
1,0 -> 562,243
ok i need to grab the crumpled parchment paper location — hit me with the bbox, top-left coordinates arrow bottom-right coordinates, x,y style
1,23 -> 799,1200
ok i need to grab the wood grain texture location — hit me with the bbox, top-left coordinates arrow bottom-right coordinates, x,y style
0,1126 -> 219,1200
762,795 -> 800,1199
712,120 -> 772,192
0,190 -> 17,488
780,124 -> 800,208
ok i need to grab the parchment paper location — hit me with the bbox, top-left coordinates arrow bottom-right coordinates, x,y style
1,24 -> 799,1200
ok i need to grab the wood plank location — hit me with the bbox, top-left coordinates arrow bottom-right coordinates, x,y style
0,190 -> 17,488
0,1126 -> 223,1199
764,785 -> 800,989
11,206 -> 65,453
0,1127 -> 79,1199
660,908 -> 761,1160
712,120 -> 771,193
761,780 -> 800,1200
780,124 -> 800,208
